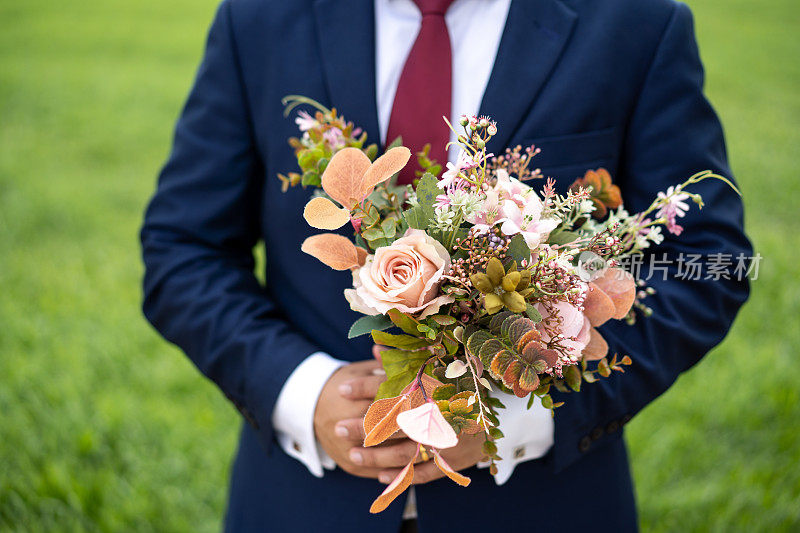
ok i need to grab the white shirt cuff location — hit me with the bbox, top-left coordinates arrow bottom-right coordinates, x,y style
271,352 -> 346,477
477,390 -> 554,485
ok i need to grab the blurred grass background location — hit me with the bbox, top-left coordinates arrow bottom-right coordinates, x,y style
0,0 -> 797,530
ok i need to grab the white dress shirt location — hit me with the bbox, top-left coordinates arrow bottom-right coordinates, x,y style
272,0 -> 553,491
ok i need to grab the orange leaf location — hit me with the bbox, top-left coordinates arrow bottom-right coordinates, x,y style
303,196 -> 351,230
321,147 -> 372,209
360,146 -> 412,197
593,267 -> 636,319
301,233 -> 359,270
583,282 -> 616,327
432,449 -> 471,487
401,374 -> 444,408
363,395 -> 411,447
582,327 -> 609,361
369,454 -> 416,513
355,246 -> 368,267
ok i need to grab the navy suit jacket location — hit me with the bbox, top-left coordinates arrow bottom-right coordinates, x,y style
141,0 -> 751,530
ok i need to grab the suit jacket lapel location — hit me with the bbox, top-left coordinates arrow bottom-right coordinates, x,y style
480,0 -> 578,152
312,0 -> 381,146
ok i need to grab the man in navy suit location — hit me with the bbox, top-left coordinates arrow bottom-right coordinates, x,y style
141,0 -> 751,530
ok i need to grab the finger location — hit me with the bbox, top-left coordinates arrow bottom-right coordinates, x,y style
338,374 -> 386,400
350,359 -> 382,374
334,418 -> 405,442
411,461 -> 445,485
372,344 -> 387,362
349,441 -> 420,469
377,461 -> 444,485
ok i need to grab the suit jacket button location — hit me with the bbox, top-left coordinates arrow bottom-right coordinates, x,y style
606,420 -> 620,433
513,446 -> 526,459
590,427 -> 604,440
579,436 -> 591,452
292,441 -> 302,453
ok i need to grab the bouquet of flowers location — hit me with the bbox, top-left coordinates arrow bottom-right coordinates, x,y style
279,95 -> 738,513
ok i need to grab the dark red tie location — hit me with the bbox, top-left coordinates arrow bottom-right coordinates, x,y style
386,0 -> 454,185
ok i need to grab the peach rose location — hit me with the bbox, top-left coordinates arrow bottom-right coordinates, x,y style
345,229 -> 454,318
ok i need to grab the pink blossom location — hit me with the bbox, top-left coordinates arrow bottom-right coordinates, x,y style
655,186 -> 690,235
499,198 -> 559,249
323,127 -> 345,149
439,151 -> 472,190
535,296 -> 592,362
465,189 -> 502,233
494,169 -> 531,201
294,110 -> 318,132
434,194 -> 451,209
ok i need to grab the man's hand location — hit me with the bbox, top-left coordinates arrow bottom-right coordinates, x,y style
315,359 -> 408,478
371,432 -> 486,485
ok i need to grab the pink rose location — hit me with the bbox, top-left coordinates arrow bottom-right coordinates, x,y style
535,293 -> 591,363
345,229 -> 455,318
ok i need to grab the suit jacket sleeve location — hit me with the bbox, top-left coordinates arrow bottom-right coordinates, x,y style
552,2 -> 752,471
140,0 -> 319,450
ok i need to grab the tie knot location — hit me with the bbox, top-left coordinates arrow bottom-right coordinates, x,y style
413,0 -> 454,16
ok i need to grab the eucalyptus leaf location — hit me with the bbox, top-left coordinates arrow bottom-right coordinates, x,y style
361,227 -> 384,241
380,217 -> 396,239
548,230 -> 580,246
348,314 -> 393,339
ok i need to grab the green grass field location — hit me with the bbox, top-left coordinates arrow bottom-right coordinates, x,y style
0,0 -> 797,530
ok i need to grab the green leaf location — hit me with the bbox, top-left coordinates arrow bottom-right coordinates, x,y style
415,172 -> 440,221
416,324 -> 437,340
298,148 -> 321,170
403,204 -> 429,229
430,315 -> 456,326
486,396 -> 505,409
366,236 -> 390,250
387,309 -> 423,336
548,230 -> 580,246
466,329 -> 493,357
372,330 -> 431,350
552,379 -> 570,393
361,205 -> 380,227
375,349 -> 430,399
482,440 -> 498,456
525,303 -> 542,322
380,217 -> 396,239
541,394 -> 553,409
507,234 -> 530,263
564,364 -> 582,392
361,227 -> 383,241
386,135 -> 404,151
442,333 -> 459,355
376,372 -> 417,400
348,314 -> 394,339
488,427 -> 504,440
301,169 -> 320,187
365,144 -> 379,161
432,384 -> 457,401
